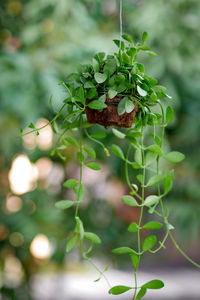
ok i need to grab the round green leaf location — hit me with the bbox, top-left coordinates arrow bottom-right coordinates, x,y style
117,97 -> 126,115
128,222 -> 139,232
137,85 -> 147,97
143,221 -> 163,230
83,145 -> 96,160
144,195 -> 160,207
112,247 -> 136,255
87,100 -> 107,110
66,235 -> 77,253
121,195 -> 138,207
125,98 -> 135,113
85,161 -> 101,170
109,285 -> 132,295
136,287 -> 147,300
63,179 -> 79,188
91,132 -> 106,139
84,232 -> 101,244
112,128 -> 125,139
111,144 -> 125,160
108,89 -> 118,99
142,235 -> 157,252
142,280 -> 164,290
166,106 -> 174,124
163,151 -> 185,163
94,72 -> 107,83
55,200 -> 74,210
145,174 -> 164,187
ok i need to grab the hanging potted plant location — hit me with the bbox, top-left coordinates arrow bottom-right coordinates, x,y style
21,32 -> 200,300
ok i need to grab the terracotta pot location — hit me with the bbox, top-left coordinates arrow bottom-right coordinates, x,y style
85,95 -> 138,128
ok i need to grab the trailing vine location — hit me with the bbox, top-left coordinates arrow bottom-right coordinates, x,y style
20,33 -> 200,299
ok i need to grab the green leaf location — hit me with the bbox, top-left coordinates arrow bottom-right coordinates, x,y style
87,100 -> 107,110
122,34 -> 134,44
77,151 -> 85,164
94,52 -> 105,63
142,32 -> 148,43
29,122 -> 35,129
142,235 -> 157,252
112,247 -> 137,255
125,98 -> 135,113
112,128 -> 125,139
163,151 -> 185,163
134,149 -> 142,165
122,52 -> 131,64
128,222 -> 139,232
142,280 -> 164,290
164,170 -> 174,195
143,221 -> 163,230
111,144 -> 125,160
85,161 -> 101,170
66,235 -> 77,253
91,132 -> 107,139
84,232 -> 101,244
136,287 -> 147,300
147,51 -> 157,56
121,195 -> 139,207
144,195 -> 160,207
65,137 -> 79,148
166,106 -> 174,124
117,97 -> 126,115
145,151 -> 157,166
75,184 -> 85,202
87,88 -> 98,99
109,285 -> 132,295
146,144 -> 162,156
99,94 -> 106,102
84,81 -> 95,88
83,145 -> 96,160
63,179 -> 79,188
113,39 -> 125,50
137,85 -> 147,97
92,58 -> 99,73
94,72 -> 107,83
75,217 -> 84,240
103,59 -> 117,76
108,89 -> 117,99
145,174 -> 164,187
136,174 -> 143,184
130,253 -> 139,271
55,200 -> 74,210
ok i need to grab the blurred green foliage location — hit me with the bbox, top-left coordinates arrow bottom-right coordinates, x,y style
0,0 -> 200,297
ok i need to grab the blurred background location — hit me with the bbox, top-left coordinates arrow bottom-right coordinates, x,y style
0,0 -> 200,299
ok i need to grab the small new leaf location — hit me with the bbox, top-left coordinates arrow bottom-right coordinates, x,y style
112,247 -> 137,255
128,222 -> 139,233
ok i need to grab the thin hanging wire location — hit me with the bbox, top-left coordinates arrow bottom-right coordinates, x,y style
119,0 -> 123,49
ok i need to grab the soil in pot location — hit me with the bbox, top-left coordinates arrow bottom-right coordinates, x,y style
86,95 -> 139,128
